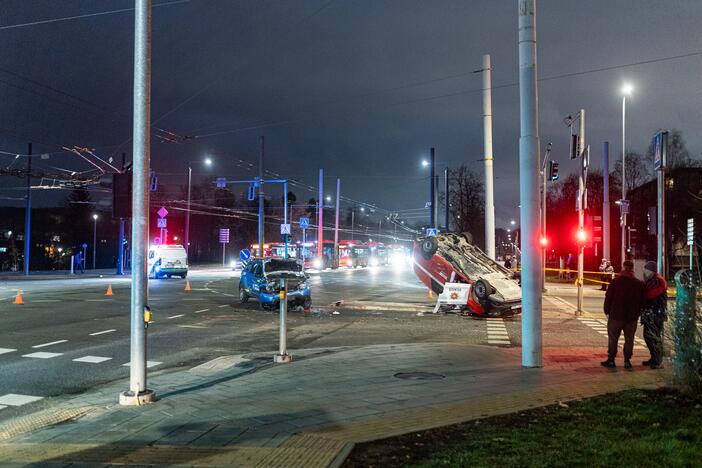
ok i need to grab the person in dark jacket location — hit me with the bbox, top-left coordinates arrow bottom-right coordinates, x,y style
641,261 -> 667,369
602,260 -> 645,369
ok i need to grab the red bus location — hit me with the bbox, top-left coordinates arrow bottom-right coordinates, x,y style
338,240 -> 370,268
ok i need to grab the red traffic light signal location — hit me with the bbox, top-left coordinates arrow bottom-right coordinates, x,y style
576,228 -> 587,243
540,236 -> 548,247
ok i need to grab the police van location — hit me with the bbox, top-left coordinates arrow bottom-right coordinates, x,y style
148,244 -> 188,279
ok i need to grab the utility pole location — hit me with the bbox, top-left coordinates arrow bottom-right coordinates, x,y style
351,209 -> 355,240
23,143 -> 32,276
92,214 -> 98,269
258,136 -> 265,257
185,165 -> 192,254
120,0 -> 155,406
116,154 -> 126,276
603,142 -> 610,262
434,174 -> 439,230
334,178 -> 340,267
318,168 -> 323,259
655,131 -> 668,275
429,147 -> 435,230
621,92 -> 628,265
518,0 -> 542,368
576,109 -> 586,315
444,167 -> 449,232
283,181 -> 288,258
482,54 -> 496,259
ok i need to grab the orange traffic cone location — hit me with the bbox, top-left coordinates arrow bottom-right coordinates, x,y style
13,289 -> 24,305
184,280 -> 191,292
105,284 -> 114,296
427,289 -> 433,299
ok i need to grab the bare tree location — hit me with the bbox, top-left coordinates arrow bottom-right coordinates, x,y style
612,151 -> 651,193
645,129 -> 701,170
445,165 -> 485,248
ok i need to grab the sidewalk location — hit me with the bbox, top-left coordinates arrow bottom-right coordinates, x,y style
0,340 -> 670,467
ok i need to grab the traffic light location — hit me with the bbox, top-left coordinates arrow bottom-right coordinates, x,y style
540,236 -> 548,247
570,134 -> 579,160
548,161 -> 559,181
576,227 -> 587,244
113,171 -> 133,219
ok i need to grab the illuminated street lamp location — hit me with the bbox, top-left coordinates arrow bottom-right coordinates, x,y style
92,214 -> 98,269
185,158 -> 214,254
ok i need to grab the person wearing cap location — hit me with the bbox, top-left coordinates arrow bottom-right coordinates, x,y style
602,260 -> 645,369
641,261 -> 668,369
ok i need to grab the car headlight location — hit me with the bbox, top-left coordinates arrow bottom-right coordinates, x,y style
312,258 -> 323,269
298,281 -> 308,290
230,260 -> 237,268
369,257 -> 379,266
266,281 -> 279,292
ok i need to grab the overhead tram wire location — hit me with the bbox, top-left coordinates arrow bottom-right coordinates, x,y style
190,49 -> 702,140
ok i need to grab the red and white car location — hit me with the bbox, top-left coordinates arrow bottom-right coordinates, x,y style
413,233 -> 521,316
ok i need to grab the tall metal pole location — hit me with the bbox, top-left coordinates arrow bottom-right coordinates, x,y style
444,166 -> 450,232
23,143 -> 32,276
274,279 -> 292,363
576,110 -> 585,315
542,156 -> 547,290
121,0 -> 154,405
334,178 -> 340,267
318,168 -> 323,258
603,142 -> 610,262
284,181 -> 289,258
429,147 -> 435,230
184,166 -> 192,254
93,216 -> 98,269
434,175 -> 439,230
351,210 -> 355,240
482,54 -> 496,259
116,218 -> 125,275
621,95 -> 627,264
657,132 -> 667,275
258,136 -> 265,257
518,0 -> 542,368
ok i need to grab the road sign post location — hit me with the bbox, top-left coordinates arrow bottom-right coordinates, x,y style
688,218 -> 694,271
274,278 -> 292,364
219,228 -> 230,267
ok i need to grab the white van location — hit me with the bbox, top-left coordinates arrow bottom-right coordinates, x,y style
148,244 -> 188,279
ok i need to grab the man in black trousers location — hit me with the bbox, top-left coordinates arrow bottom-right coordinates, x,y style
602,260 -> 644,369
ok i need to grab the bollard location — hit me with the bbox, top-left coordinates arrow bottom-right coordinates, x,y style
672,269 -> 699,393
274,278 -> 292,363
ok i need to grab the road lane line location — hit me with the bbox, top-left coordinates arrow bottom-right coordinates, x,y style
0,394 -> 43,406
73,356 -> 112,364
168,314 -> 185,319
89,329 -> 116,336
218,304 -> 228,308
32,299 -> 61,303
194,309 -> 210,314
0,348 -> 17,355
22,352 -> 63,359
32,340 -> 68,349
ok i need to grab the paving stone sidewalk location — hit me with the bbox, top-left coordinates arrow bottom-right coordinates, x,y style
0,342 -> 670,467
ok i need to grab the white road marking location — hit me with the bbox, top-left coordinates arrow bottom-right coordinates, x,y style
32,340 -> 68,349
183,298 -> 206,301
0,394 -> 43,406
577,317 -> 647,350
194,309 -> 210,314
85,299 -> 112,302
168,314 -> 185,319
22,352 -> 63,359
89,329 -> 116,336
0,348 -> 16,355
32,299 -> 61,303
218,304 -> 228,308
122,361 -> 162,368
73,356 -> 112,364
486,319 -> 511,346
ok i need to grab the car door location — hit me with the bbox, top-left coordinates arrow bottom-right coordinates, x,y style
250,261 -> 264,294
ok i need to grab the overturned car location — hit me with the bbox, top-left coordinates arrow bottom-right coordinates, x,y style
413,233 -> 521,316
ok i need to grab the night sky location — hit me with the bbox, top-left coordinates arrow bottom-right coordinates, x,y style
1,0 -> 701,227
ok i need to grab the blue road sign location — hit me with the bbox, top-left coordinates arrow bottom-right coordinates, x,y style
299,217 -> 310,229
82,243 -> 88,249
240,249 -> 251,261
426,228 -> 439,236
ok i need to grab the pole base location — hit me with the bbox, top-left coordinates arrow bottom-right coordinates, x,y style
274,353 -> 292,364
574,309 -> 584,317
119,389 -> 157,406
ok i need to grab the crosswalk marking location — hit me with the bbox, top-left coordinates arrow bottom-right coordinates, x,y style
73,356 -> 112,364
486,319 -> 511,345
122,361 -> 162,368
22,352 -> 63,359
0,394 -> 43,406
0,348 -> 16,355
32,340 -> 68,349
577,317 -> 647,350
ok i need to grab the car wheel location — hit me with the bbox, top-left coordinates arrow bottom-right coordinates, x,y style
420,237 -> 439,260
238,285 -> 249,303
181,273 -> 187,279
166,274 -> 172,279
473,279 -> 491,302
461,232 -> 474,244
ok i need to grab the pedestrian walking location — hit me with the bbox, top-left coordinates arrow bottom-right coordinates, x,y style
601,260 -> 644,369
641,261 -> 667,369
566,252 -> 574,280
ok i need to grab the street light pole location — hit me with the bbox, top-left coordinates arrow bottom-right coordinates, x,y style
120,0 -> 155,406
185,165 -> 192,253
621,91 -> 628,265
258,136 -> 265,257
482,53 -> 496,259
24,143 -> 32,276
334,178 -> 340,267
576,109 -> 586,315
429,147 -> 435,230
518,0 -> 542,368
603,141 -> 610,262
93,214 -> 98,269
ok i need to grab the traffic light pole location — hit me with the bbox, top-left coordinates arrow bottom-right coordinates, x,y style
23,143 -> 32,276
318,168 -> 323,260
576,109 -> 586,316
540,143 -> 551,292
120,0 -> 155,406
334,178 -> 340,268
602,142 -> 610,262
258,136 -> 265,257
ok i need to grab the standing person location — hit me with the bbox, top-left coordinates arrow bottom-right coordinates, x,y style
504,255 -> 512,269
599,258 -> 608,290
641,261 -> 668,369
601,260 -> 644,369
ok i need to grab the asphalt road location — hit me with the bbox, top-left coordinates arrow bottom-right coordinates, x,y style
0,265 -> 621,421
